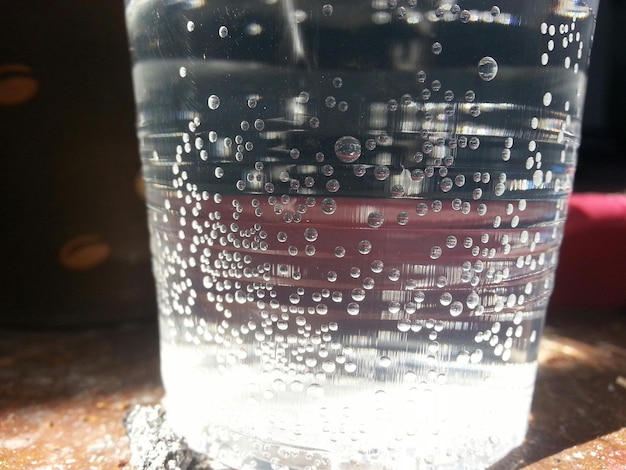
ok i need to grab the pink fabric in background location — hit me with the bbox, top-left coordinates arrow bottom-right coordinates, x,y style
550,193 -> 626,312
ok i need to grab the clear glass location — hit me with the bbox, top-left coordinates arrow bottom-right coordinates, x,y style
125,1 -> 598,468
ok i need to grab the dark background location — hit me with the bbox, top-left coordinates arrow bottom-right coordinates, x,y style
577,0 -> 626,191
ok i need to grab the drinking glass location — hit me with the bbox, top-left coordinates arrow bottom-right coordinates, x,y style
125,1 -> 599,468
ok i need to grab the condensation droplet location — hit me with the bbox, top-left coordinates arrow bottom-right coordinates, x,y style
218,26 -> 229,38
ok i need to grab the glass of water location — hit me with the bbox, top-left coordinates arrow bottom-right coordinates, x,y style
125,1 -> 599,468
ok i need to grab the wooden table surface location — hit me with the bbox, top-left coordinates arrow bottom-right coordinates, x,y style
0,313 -> 624,470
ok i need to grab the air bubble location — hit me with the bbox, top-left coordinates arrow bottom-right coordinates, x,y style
466,292 -> 480,309
543,92 -> 553,106
404,371 -> 417,382
397,212 -> 409,225
218,26 -> 229,38
440,178 -> 453,192
304,227 -> 318,242
347,303 -> 360,315
411,169 -> 425,182
186,21 -> 195,32
470,349 -> 483,363
446,236 -> 457,248
208,95 -> 221,110
391,185 -> 405,197
297,91 -> 310,104
358,240 -> 372,254
379,356 -> 392,367
254,119 -> 265,132
430,246 -> 442,260
370,260 -> 384,273
374,166 -> 390,181
334,136 -> 362,163
367,212 -> 384,228
326,180 -> 340,192
353,165 -> 366,177
431,42 -> 443,55
396,320 -> 411,333
478,57 -> 498,81
307,384 -> 324,398
449,301 -> 463,317
321,198 -> 337,214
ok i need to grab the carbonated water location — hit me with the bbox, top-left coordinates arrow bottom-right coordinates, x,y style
126,1 -> 597,468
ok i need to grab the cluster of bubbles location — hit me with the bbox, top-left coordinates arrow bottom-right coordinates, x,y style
149,1 -> 591,379
137,1 -> 595,465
